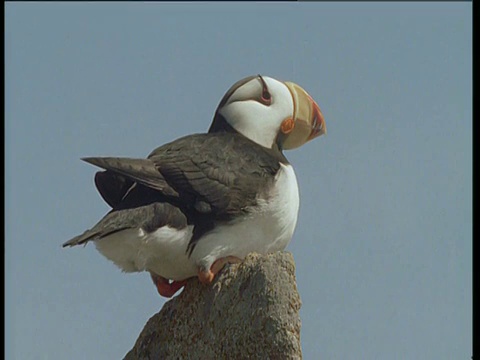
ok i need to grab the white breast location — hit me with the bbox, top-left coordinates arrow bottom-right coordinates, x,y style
191,163 -> 300,272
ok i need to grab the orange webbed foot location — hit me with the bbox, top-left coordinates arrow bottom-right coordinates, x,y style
150,273 -> 187,298
197,256 -> 242,285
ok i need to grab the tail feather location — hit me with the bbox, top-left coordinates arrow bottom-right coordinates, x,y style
62,229 -> 100,247
62,202 -> 187,248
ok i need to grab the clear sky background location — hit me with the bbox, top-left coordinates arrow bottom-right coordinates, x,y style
5,3 -> 472,359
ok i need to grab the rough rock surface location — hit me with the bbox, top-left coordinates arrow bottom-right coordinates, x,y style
124,251 -> 302,360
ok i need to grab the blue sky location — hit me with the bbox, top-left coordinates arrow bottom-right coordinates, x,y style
6,3 -> 472,359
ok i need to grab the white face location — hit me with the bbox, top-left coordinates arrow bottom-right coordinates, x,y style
217,76 -> 295,149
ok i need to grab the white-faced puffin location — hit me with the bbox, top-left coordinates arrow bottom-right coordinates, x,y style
63,75 -> 326,298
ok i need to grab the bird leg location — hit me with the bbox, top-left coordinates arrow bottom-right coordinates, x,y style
197,256 -> 242,284
150,272 -> 187,298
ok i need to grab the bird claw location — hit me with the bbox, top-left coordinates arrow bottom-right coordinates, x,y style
149,255 -> 242,297
197,256 -> 242,284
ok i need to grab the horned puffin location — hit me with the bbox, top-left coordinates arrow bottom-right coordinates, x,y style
63,75 -> 326,298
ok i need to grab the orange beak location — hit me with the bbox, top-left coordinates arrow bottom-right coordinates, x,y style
282,81 -> 326,150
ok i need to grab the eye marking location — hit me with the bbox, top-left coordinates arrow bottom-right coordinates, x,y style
257,74 -> 272,105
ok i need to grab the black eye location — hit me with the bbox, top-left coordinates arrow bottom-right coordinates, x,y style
262,89 -> 271,101
257,74 -> 272,105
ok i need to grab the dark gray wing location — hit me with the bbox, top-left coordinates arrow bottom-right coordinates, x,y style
83,157 -> 179,198
93,171 -> 135,209
75,132 -> 286,254
147,132 -> 286,218
83,156 -> 181,210
62,202 -> 187,247
86,133 -> 285,217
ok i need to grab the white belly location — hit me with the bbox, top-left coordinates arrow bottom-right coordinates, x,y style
191,163 -> 300,272
94,163 -> 299,281
95,225 -> 197,280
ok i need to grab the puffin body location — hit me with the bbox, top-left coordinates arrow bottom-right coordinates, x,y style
63,75 -> 326,297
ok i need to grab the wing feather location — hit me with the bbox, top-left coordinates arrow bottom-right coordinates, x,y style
63,202 -> 187,247
69,132 -> 286,255
82,157 -> 178,197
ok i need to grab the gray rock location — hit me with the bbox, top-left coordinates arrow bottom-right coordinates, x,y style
124,251 -> 302,360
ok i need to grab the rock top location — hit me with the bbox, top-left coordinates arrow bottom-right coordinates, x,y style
124,251 -> 302,360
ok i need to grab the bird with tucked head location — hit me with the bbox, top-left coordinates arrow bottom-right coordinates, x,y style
63,75 -> 326,298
